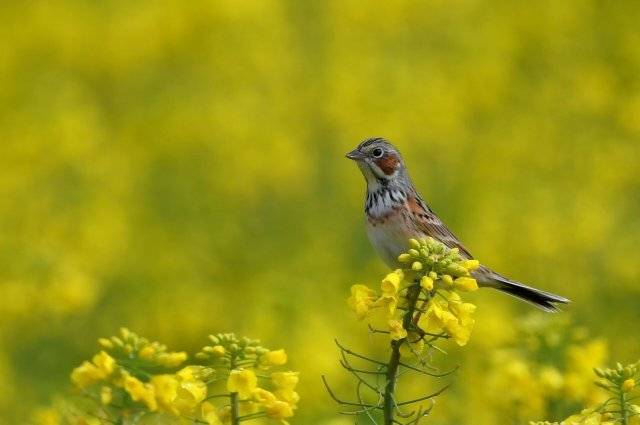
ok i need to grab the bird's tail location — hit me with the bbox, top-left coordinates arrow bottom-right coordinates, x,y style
478,269 -> 570,312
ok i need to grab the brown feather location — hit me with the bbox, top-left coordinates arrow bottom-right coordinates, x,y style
375,154 -> 400,175
406,195 -> 474,259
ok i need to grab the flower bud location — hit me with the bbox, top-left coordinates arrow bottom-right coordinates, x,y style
409,239 -> 421,249
622,378 -> 636,392
420,276 -> 434,291
98,338 -> 113,349
211,346 -> 226,357
397,253 -> 411,263
411,261 -> 423,271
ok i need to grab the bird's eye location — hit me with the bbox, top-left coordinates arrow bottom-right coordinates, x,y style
372,148 -> 384,158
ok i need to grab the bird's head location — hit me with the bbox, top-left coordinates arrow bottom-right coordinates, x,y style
346,137 -> 407,187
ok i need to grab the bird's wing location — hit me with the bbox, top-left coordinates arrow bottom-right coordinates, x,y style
407,195 -> 474,259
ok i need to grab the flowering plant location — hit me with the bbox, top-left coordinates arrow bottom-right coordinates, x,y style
531,361 -> 640,425
325,237 -> 480,424
59,328 -> 299,424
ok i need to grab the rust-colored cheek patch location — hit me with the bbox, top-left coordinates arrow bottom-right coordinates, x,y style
375,154 -> 399,175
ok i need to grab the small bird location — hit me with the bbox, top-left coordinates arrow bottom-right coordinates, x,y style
346,137 -> 569,312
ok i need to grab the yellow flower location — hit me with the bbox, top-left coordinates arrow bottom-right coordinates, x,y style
388,319 -> 407,340
71,361 -> 104,388
151,375 -> 180,415
100,386 -> 112,405
253,388 -> 278,405
201,402 -> 223,425
157,352 -> 188,368
454,277 -> 478,292
264,400 -> 294,420
92,351 -> 116,375
123,374 -> 157,411
420,276 -> 434,291
260,349 -> 288,366
271,371 -> 299,391
461,259 -> 480,271
227,369 -> 258,398
375,294 -> 398,317
348,284 -> 377,319
138,345 -> 156,360
176,365 -> 210,381
623,378 -> 636,392
174,379 -> 207,414
411,261 -> 423,271
381,270 -> 403,296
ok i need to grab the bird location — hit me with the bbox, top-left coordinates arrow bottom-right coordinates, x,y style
346,137 -> 569,312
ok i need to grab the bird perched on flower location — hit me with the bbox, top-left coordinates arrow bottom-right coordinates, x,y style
346,137 -> 569,312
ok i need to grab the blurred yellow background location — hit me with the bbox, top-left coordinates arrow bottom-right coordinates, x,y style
1,0 -> 639,423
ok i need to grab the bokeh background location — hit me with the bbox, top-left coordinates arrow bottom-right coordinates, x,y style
1,0 -> 639,423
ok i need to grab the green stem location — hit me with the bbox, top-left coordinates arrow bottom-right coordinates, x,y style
230,355 -> 240,425
383,283 -> 421,425
621,390 -> 629,425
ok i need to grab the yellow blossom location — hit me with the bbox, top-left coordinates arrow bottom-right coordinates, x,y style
388,319 -> 407,340
201,402 -> 223,425
100,386 -> 112,405
461,259 -> 480,271
92,351 -> 116,376
176,365 -> 210,381
454,276 -> 478,292
157,352 -> 188,368
253,388 -> 278,405
271,371 -> 299,391
174,379 -> 208,414
70,362 -> 104,388
348,284 -> 377,319
123,374 -> 157,411
260,349 -> 288,366
264,400 -> 294,420
138,345 -> 156,360
381,270 -> 403,296
375,294 -> 398,317
227,369 -> 257,398
420,276 -> 434,290
151,375 -> 180,415
623,378 -> 636,392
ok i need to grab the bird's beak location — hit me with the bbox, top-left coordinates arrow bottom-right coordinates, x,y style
346,149 -> 365,161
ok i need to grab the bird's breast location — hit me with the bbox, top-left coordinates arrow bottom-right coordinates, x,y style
365,209 -> 423,269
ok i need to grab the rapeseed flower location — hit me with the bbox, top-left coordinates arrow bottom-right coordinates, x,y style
227,369 -> 258,398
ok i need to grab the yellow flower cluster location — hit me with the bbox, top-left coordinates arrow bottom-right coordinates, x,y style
70,328 -> 212,419
531,362 -> 640,424
65,329 -> 298,425
487,315 -> 610,421
348,237 -> 479,348
196,332 -> 299,424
